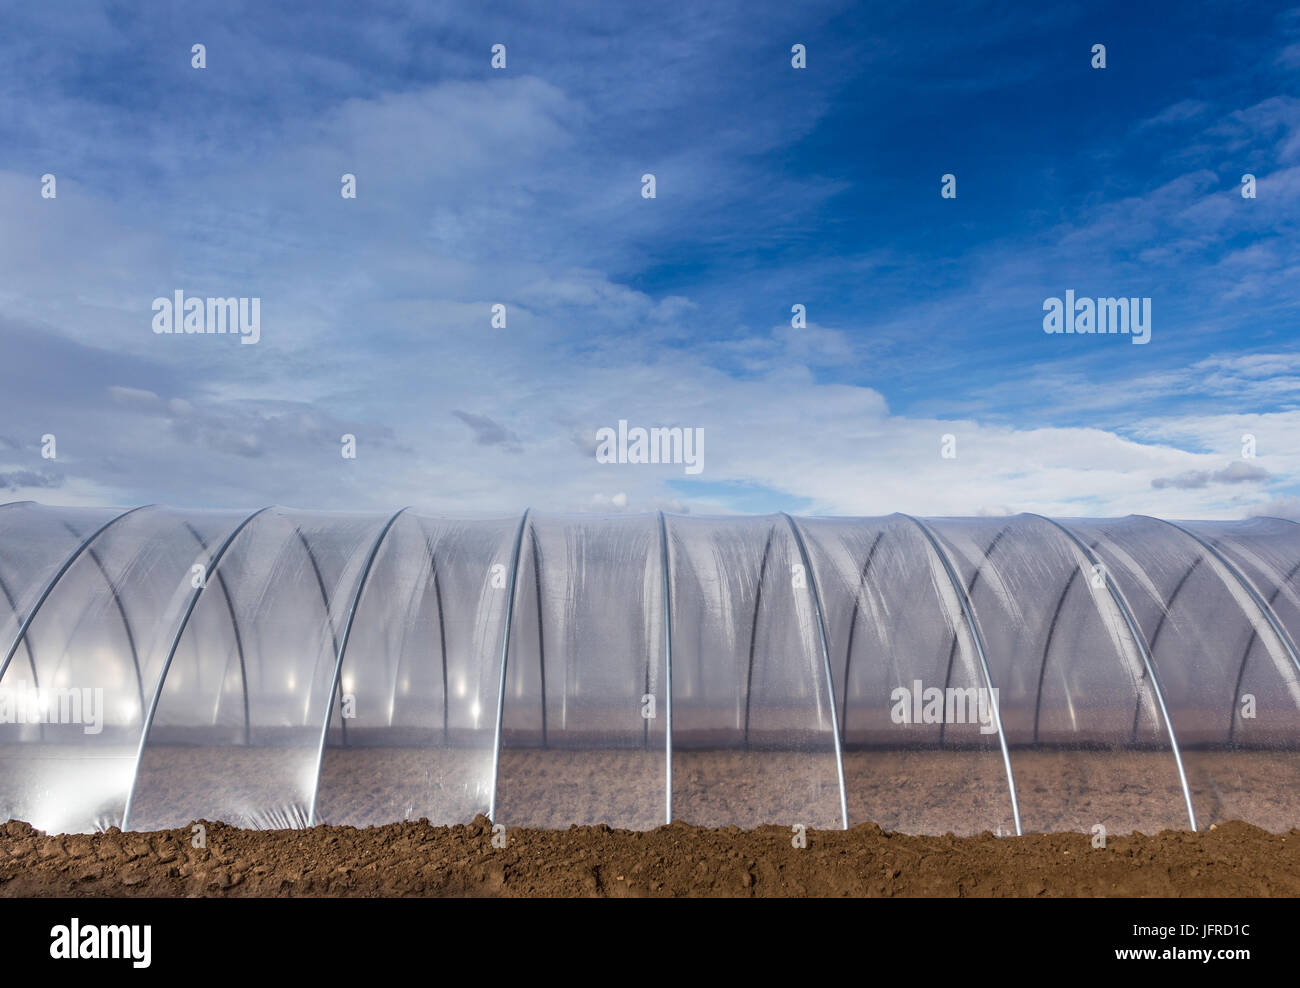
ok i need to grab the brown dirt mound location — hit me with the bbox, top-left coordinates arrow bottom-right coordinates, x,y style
1,817 -> 1297,897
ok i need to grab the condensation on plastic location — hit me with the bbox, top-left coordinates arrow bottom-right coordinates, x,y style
0,504 -> 1298,836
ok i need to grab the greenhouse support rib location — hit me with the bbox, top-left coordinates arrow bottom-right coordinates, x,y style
0,504 -> 152,686
529,524 -> 548,746
298,528 -> 345,746
782,513 -> 850,831
488,510 -> 531,825
938,524 -> 1012,747
1148,517 -> 1300,680
432,555 -> 449,739
743,526 -> 776,750
658,510 -> 674,825
65,521 -> 145,714
307,507 -> 410,827
1227,558 -> 1300,741
0,572 -> 39,698
1131,556 -> 1202,743
412,531 -> 451,739
122,506 -> 271,831
185,522 -> 251,745
1031,557 -> 1083,745
840,530 -> 884,742
902,514 -> 1023,836
1028,514 -> 1198,831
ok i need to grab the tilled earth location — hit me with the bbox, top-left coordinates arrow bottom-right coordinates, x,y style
1,817 -> 1297,897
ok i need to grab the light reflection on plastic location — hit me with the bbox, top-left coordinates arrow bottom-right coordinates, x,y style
28,755 -> 136,836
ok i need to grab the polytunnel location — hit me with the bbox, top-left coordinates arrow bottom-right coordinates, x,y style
1,502 -> 1299,836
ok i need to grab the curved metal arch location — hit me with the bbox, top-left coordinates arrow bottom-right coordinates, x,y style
306,507 -> 410,826
1028,514 -> 1197,831
528,523 -> 548,748
937,522 -> 1015,746
1228,558 -> 1300,742
1027,533 -> 1102,744
1129,555 -> 1203,742
743,524 -> 777,749
781,513 -> 849,831
0,504 -> 152,685
0,493 -> 55,692
1021,521 -> 1109,744
77,537 -> 145,711
638,521 -> 656,753
658,510 -> 674,825
429,548 -> 449,739
379,527 -> 449,735
296,528 -> 347,746
31,521 -> 148,715
839,530 -> 885,742
0,572 -> 39,690
369,525 -> 449,738
900,514 -> 1022,836
1144,517 -> 1300,680
297,529 -> 339,648
1228,516 -> 1300,739
121,506 -> 272,830
183,522 -> 251,745
488,510 -> 531,825
1032,562 -> 1082,744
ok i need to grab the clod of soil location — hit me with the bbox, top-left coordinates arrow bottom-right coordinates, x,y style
1,817 -> 1297,897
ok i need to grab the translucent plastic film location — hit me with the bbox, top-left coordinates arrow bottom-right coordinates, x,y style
495,514 -> 666,829
1,504 -> 1297,835
666,515 -> 844,830
1073,516 -> 1300,831
314,514 -> 525,827
797,516 -> 1016,835
0,506 -> 248,833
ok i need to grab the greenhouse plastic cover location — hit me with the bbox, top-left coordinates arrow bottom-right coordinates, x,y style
0,502 -> 1298,836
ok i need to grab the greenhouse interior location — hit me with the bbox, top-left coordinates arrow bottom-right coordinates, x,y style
0,501 -> 1297,837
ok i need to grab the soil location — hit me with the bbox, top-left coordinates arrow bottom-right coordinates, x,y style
1,816 -> 1297,897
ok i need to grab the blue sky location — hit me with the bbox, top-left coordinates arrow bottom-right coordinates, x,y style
0,0 -> 1297,517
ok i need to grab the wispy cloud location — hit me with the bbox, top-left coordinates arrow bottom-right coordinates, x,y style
0,1 -> 1296,517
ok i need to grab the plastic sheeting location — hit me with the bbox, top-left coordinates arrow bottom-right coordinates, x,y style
1,502 -> 1298,835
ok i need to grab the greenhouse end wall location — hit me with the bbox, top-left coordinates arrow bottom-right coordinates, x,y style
0,502 -> 1298,836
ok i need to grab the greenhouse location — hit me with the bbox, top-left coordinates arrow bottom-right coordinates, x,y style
0,502 -> 1297,837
